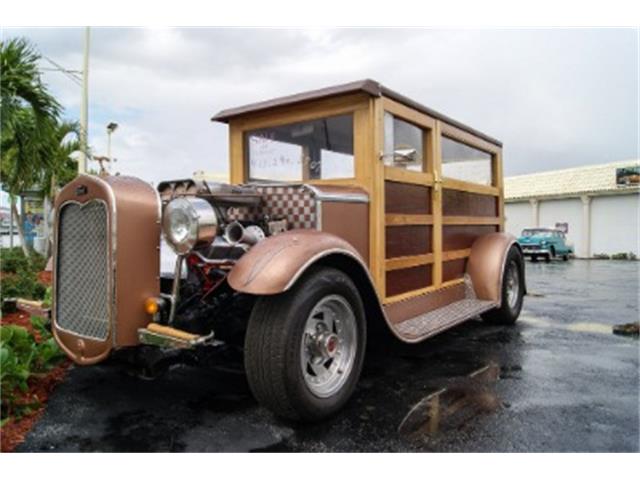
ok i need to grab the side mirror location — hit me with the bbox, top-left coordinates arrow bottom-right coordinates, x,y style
393,148 -> 418,164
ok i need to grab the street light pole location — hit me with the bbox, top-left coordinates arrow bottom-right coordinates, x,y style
79,26 -> 90,174
106,122 -> 118,161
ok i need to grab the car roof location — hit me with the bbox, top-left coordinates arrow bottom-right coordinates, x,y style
523,228 -> 562,233
211,79 -> 502,147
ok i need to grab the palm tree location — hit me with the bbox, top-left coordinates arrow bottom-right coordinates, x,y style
1,38 -> 61,259
1,38 -> 60,131
42,120 -> 81,198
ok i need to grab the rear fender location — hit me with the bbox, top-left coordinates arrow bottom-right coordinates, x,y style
466,232 -> 526,304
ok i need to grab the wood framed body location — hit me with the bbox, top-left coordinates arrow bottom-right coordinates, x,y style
220,82 -> 505,307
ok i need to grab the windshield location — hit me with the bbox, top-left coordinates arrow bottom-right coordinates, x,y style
522,229 -> 553,238
245,114 -> 354,182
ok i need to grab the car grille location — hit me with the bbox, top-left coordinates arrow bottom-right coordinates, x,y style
55,201 -> 111,340
523,244 -> 540,250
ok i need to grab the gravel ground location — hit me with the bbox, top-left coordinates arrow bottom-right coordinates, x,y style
17,260 -> 640,452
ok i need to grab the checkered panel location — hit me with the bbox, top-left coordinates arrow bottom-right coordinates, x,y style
227,185 -> 317,230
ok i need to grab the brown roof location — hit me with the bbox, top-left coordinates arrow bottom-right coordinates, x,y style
211,79 -> 502,147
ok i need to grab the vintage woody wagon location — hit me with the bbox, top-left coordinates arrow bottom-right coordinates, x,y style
52,80 -> 525,421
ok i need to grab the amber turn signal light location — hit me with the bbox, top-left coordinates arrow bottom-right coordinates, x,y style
144,297 -> 160,315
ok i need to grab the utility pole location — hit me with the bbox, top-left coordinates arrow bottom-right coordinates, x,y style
79,26 -> 91,174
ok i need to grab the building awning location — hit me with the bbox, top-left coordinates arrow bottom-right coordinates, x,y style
505,160 -> 640,201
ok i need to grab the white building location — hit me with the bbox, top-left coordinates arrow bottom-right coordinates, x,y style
505,160 -> 640,258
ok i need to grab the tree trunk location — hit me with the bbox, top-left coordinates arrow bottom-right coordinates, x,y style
9,202 -> 14,248
43,174 -> 56,259
10,197 -> 31,260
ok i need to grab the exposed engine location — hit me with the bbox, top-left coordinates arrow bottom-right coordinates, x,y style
156,178 -> 288,343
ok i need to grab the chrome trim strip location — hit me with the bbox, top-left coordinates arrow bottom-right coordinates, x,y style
316,199 -> 323,231
302,184 -> 369,203
242,182 -> 369,203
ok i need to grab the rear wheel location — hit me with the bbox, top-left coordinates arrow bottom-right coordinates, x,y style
562,254 -> 569,261
244,267 -> 366,422
481,246 -> 525,325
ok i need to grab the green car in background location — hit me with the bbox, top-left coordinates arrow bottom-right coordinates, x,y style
518,228 -> 573,262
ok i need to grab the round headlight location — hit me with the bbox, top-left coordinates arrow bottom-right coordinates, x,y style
162,197 -> 218,254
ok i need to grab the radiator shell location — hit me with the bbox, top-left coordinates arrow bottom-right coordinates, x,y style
52,174 -> 160,364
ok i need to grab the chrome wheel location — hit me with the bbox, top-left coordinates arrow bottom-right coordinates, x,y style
505,260 -> 520,310
300,294 -> 357,398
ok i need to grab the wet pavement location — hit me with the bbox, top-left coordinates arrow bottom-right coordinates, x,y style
18,260 -> 639,452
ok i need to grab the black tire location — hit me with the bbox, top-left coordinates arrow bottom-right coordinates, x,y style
562,254 -> 569,261
531,255 -> 538,262
481,246 -> 525,325
544,253 -> 551,263
244,266 -> 366,422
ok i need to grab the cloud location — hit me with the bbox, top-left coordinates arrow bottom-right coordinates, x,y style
2,27 -> 638,183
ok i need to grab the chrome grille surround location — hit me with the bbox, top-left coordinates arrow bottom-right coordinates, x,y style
54,199 -> 111,340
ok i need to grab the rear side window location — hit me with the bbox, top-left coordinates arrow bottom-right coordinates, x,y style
441,136 -> 493,185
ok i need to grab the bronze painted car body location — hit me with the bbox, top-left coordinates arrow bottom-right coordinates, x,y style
51,79 -> 526,420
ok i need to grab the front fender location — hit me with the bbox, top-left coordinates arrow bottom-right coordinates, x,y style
466,232 -> 525,304
227,230 -> 366,295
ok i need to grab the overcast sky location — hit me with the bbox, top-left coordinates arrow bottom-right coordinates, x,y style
3,27 -> 638,185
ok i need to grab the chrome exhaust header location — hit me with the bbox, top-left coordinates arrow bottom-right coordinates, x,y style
223,221 -> 265,246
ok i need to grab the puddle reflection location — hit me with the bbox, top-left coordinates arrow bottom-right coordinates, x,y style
398,363 -> 502,439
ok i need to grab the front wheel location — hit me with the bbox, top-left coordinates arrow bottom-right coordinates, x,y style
244,267 -> 366,422
481,246 -> 525,325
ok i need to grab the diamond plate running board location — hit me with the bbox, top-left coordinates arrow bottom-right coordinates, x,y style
392,275 -> 497,341
394,298 -> 496,340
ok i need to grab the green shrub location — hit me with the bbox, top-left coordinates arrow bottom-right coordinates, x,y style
0,318 -> 64,422
0,247 -> 31,274
0,247 -> 47,310
611,252 -> 629,260
592,253 -> 610,259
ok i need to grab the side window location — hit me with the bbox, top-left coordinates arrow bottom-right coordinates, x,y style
441,136 -> 493,185
383,112 -> 424,172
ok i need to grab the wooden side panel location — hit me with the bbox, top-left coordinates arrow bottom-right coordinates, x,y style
385,264 -> 433,297
442,258 -> 467,283
385,225 -> 432,258
385,181 -> 431,214
442,225 -> 499,251
442,189 -> 498,217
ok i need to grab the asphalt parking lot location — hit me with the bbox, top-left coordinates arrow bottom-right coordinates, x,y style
18,260 -> 639,452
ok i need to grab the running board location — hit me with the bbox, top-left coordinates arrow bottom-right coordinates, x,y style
394,298 -> 496,340
138,323 -> 215,349
390,275 -> 497,342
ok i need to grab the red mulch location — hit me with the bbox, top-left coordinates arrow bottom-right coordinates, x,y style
0,362 -> 69,452
1,271 -> 69,453
37,271 -> 52,286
